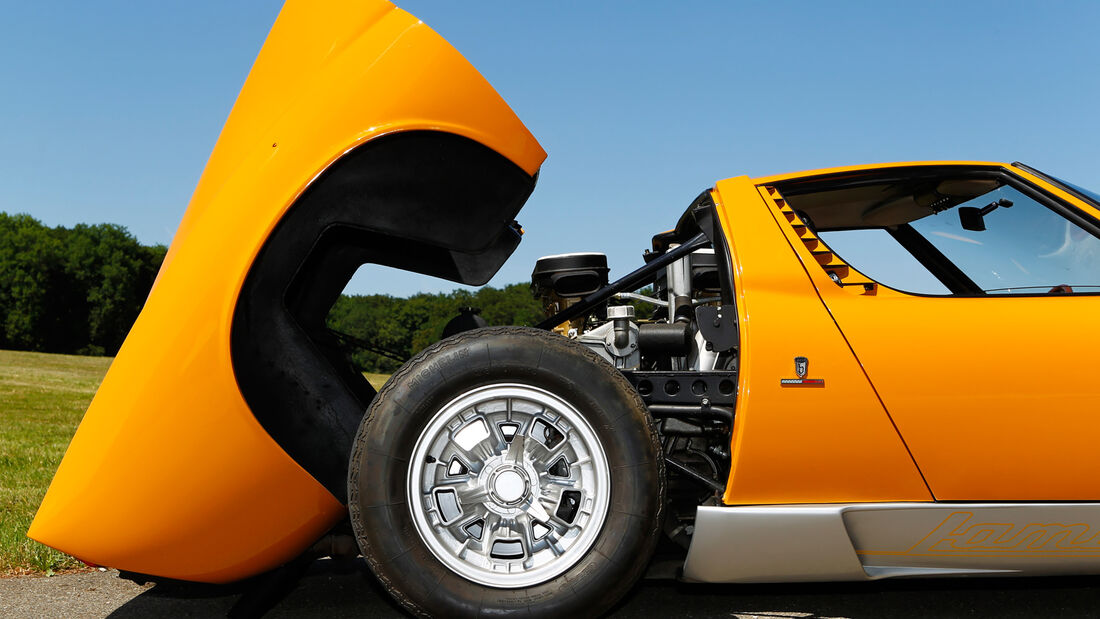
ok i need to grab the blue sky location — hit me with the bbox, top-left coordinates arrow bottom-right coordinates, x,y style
3,1 -> 1099,296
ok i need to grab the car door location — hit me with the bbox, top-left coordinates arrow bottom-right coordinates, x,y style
760,165 -> 1100,501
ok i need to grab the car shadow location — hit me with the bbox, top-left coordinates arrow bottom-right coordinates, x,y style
106,558 -> 1100,618
612,575 -> 1100,619
106,558 -> 405,619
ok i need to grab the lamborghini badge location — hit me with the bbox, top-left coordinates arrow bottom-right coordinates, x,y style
781,356 -> 824,386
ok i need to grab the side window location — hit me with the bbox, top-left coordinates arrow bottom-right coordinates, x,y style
817,229 -> 949,295
782,174 -> 1100,297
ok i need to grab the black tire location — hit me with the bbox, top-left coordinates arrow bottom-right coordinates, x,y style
348,326 -> 664,618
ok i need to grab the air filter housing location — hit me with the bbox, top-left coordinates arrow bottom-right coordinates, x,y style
531,252 -> 609,318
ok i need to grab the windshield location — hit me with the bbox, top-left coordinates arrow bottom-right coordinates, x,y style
909,183 -> 1100,294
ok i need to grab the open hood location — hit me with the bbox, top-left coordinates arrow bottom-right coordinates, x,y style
29,0 -> 544,583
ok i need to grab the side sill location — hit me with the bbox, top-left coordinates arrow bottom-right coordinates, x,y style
683,503 -> 1100,583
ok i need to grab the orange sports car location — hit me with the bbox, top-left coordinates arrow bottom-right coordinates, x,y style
29,1 -> 1100,617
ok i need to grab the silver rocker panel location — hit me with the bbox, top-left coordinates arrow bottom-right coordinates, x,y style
682,503 -> 1100,583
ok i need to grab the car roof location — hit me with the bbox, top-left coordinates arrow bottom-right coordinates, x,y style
749,160 -> 1010,185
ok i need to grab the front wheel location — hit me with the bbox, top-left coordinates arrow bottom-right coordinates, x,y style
348,327 -> 664,617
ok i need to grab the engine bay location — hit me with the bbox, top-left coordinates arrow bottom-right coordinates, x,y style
530,192 -> 739,548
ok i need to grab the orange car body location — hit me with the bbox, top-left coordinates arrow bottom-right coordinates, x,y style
713,164 -> 1100,506
28,0 -> 1100,589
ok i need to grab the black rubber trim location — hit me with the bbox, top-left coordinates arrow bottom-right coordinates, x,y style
1012,162 -> 1100,212
699,189 -> 739,309
231,131 -> 537,502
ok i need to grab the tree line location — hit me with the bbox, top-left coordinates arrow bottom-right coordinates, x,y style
0,213 -> 166,355
0,212 -> 545,367
326,284 -> 544,373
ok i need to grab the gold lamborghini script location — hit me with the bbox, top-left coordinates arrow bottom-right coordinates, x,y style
906,512 -> 1100,554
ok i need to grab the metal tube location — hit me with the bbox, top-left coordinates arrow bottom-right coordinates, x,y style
659,427 -> 726,437
666,244 -> 693,322
665,457 -> 726,492
613,292 -> 668,307
647,403 -> 734,424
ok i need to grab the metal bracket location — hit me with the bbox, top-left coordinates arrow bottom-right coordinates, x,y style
695,305 -> 737,353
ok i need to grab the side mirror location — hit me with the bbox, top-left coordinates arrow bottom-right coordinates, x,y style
959,206 -> 986,231
959,198 -> 1013,232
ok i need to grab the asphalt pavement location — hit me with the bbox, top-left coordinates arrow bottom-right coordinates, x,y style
2,559 -> 1100,618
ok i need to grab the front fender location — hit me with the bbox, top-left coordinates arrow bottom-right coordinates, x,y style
29,0 -> 544,583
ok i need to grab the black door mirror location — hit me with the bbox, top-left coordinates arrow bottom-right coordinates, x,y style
959,206 -> 986,231
959,198 -> 1013,232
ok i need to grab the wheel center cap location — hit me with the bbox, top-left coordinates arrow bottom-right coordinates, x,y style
491,469 -> 527,504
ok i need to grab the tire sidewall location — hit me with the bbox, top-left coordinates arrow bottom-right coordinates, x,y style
349,327 -> 663,618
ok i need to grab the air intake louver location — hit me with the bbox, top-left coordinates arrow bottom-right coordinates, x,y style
760,186 -> 876,291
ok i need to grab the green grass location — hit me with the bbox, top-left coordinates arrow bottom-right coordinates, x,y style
0,349 -> 392,575
364,372 -> 389,391
0,349 -> 111,575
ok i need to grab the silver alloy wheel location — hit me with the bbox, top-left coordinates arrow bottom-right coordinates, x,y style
407,383 -> 611,588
